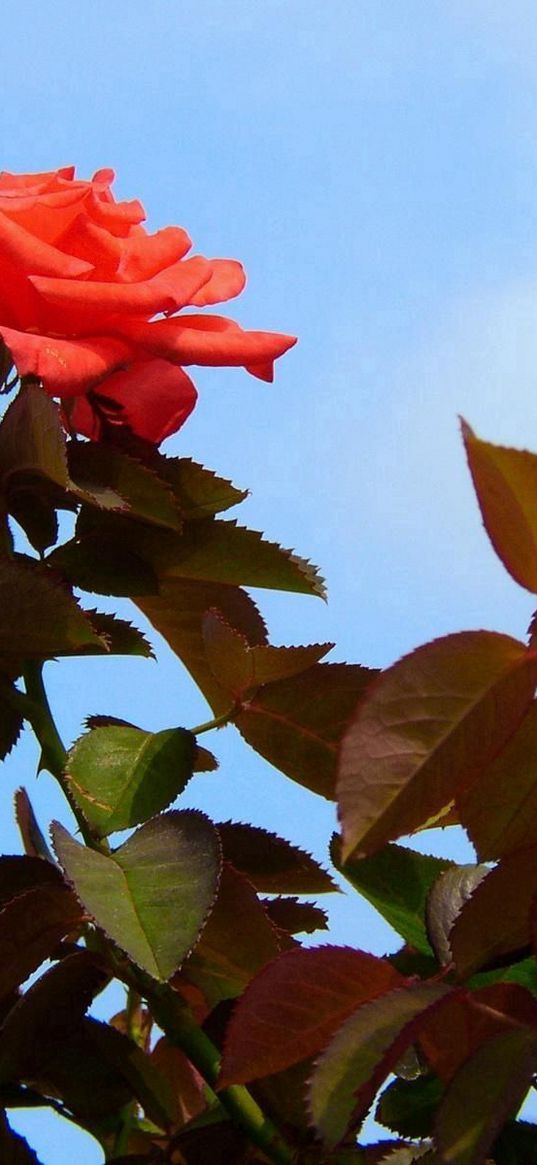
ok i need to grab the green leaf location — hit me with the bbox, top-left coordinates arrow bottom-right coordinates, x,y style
458,702 -> 537,860
219,946 -> 405,1086
237,662 -> 375,799
308,983 -> 450,1148
180,863 -> 281,1007
0,556 -> 106,658
0,386 -> 69,494
0,883 -> 83,1000
332,839 -> 453,956
338,631 -> 537,860
425,865 -> 489,967
203,608 -> 332,698
462,419 -> 537,593
376,1075 -> 443,1139
66,724 -> 197,836
52,811 -> 221,981
152,455 -> 247,519
218,821 -> 337,894
136,579 -> 268,715
435,1029 -> 537,1165
68,441 -> 181,529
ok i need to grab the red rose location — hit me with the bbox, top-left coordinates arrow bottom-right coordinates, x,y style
0,166 -> 296,444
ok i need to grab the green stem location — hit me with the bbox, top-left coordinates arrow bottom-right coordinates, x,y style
21,663 -> 296,1165
189,707 -> 236,735
21,661 -> 97,848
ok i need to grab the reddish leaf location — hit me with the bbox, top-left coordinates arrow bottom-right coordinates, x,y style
0,883 -> 83,999
203,608 -> 332,699
137,579 -> 267,715
462,420 -> 537,593
217,821 -> 337,894
419,981 -> 537,1084
0,854 -> 64,907
435,1028 -> 537,1165
449,846 -> 537,978
180,863 -> 281,1006
87,1019 -> 178,1131
337,631 -> 537,860
150,1037 -> 206,1128
263,896 -> 329,935
218,945 -> 405,1086
458,702 -> 537,860
0,950 -> 108,1086
308,983 -> 450,1148
238,662 -> 375,799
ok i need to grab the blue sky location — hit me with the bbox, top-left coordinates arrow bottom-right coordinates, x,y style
3,2 -> 537,1158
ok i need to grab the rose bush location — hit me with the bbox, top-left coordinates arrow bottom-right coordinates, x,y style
0,166 -> 295,443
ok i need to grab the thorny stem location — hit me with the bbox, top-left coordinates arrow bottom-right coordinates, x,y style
21,660 -> 296,1165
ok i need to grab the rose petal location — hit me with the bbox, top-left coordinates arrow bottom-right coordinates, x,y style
0,209 -> 94,278
0,325 -> 131,395
116,313 -> 297,378
70,358 -> 198,443
190,259 -> 246,307
30,255 -> 213,319
118,225 -> 192,282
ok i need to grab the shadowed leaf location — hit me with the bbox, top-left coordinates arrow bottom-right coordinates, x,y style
136,579 -> 268,715
219,945 -> 405,1086
87,1019 -> 178,1130
150,1037 -> 206,1128
218,821 -> 337,894
0,678 -> 23,760
425,865 -> 489,966
308,983 -> 450,1148
332,839 -> 453,955
66,725 -> 197,836
338,631 -> 537,860
48,535 -> 159,596
0,883 -> 83,999
68,441 -> 180,529
435,1029 -> 537,1165
0,854 -> 65,907
180,863 -> 281,1006
263,896 -> 328,935
0,557 -> 106,657
237,662 -> 375,799
463,420 -> 537,593
52,811 -> 221,981
72,610 -> 154,658
377,1075 -> 443,1139
418,982 -> 537,1085
14,789 -> 52,861
153,455 -> 247,518
449,846 -> 537,978
492,1120 -> 537,1164
458,702 -> 537,860
203,608 -> 332,698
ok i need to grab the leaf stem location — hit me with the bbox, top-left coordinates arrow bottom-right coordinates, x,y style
189,707 -> 236,735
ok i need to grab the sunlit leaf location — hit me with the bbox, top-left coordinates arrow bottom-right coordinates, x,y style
308,983 -> 450,1148
52,811 -> 221,981
218,821 -> 337,894
237,662 -> 374,799
338,631 -> 537,860
332,838 -> 453,955
66,725 -> 196,836
462,420 -> 537,593
219,946 -> 405,1086
435,1029 -> 537,1165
